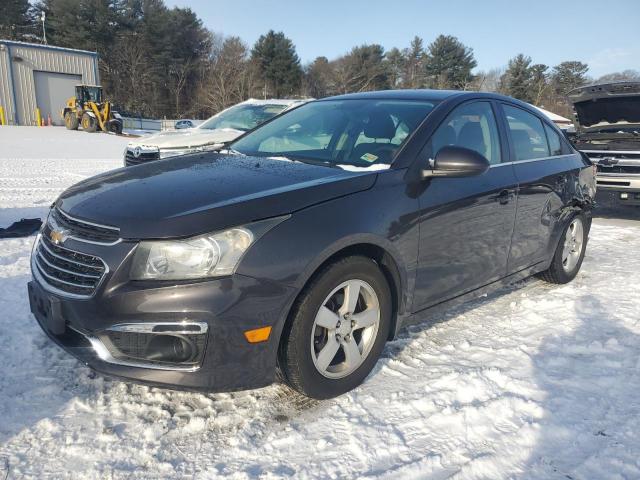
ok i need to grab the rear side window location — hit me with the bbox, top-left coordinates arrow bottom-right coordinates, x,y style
544,124 -> 563,156
429,101 -> 502,165
503,105 -> 550,161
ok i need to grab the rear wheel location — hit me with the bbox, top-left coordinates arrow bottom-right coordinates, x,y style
81,113 -> 97,132
64,112 -> 79,130
280,256 -> 391,399
539,214 -> 588,284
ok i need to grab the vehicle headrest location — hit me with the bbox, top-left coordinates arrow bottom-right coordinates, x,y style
459,122 -> 486,154
511,129 -> 534,160
364,111 -> 396,139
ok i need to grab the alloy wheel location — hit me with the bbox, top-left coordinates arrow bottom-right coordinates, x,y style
310,279 -> 380,379
562,217 -> 584,272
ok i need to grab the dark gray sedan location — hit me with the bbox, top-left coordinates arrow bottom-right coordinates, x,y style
29,90 -> 596,399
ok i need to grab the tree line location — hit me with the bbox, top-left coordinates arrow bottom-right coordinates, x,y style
3,0 -> 639,119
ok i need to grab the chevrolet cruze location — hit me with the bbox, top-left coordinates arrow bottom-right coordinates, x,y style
29,90 -> 596,399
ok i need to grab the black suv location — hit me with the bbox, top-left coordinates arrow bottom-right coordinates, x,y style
29,90 -> 596,399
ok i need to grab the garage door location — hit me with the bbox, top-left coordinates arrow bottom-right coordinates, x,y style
34,71 -> 82,126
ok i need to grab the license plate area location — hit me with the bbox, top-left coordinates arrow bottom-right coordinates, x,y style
28,281 -> 65,335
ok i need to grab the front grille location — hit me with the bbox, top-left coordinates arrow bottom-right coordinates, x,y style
125,149 -> 160,166
584,151 -> 640,176
597,165 -> 640,175
33,235 -> 107,297
586,151 -> 640,161
49,208 -> 120,244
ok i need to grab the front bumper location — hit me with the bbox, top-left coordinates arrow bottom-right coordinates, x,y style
28,266 -> 297,392
595,174 -> 640,206
596,173 -> 640,192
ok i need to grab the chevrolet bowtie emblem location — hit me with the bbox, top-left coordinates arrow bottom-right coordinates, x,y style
49,229 -> 68,245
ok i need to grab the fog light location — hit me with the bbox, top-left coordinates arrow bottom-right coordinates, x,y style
96,322 -> 209,369
620,193 -> 629,199
145,335 -> 196,363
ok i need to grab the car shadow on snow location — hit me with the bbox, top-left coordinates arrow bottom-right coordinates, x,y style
523,295 -> 640,478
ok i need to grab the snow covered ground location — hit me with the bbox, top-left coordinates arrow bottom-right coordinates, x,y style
1,126 -> 640,479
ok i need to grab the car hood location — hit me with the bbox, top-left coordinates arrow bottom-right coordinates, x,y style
56,154 -> 377,239
128,128 -> 244,149
568,82 -> 640,133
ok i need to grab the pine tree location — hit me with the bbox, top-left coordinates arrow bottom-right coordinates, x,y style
0,0 -> 37,41
251,30 -> 302,98
530,63 -> 549,105
304,56 -> 333,98
332,44 -> 389,93
402,36 -> 426,88
424,35 -> 477,89
385,47 -> 404,88
500,54 -> 534,102
551,61 -> 589,96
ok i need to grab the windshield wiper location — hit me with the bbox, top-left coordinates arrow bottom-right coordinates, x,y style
278,155 -> 341,169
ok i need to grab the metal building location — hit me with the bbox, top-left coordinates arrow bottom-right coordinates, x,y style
0,40 -> 99,126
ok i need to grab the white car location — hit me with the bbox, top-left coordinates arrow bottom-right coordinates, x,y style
124,99 -> 308,166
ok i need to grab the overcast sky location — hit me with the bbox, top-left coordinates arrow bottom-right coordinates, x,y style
164,0 -> 639,78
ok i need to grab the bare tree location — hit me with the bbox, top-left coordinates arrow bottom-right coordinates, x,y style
196,35 -> 254,114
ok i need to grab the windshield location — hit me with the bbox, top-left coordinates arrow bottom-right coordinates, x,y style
231,99 -> 438,167
78,86 -> 102,103
198,103 -> 289,131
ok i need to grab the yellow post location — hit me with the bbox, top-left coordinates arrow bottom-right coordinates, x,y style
0,106 -> 5,126
36,108 -> 42,126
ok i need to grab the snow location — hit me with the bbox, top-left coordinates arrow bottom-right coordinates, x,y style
2,126 -> 640,479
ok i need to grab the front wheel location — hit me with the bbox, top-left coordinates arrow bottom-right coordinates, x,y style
64,112 -> 79,130
81,113 -> 97,132
279,256 -> 392,399
539,214 -> 588,284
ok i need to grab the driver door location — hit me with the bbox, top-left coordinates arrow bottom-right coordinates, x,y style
412,100 -> 518,311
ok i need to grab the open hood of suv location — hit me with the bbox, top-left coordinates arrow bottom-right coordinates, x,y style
568,82 -> 640,133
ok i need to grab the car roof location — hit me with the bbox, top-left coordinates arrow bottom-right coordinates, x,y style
317,89 -> 531,104
320,89 -> 466,102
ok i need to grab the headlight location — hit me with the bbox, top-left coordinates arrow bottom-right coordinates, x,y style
129,217 -> 288,281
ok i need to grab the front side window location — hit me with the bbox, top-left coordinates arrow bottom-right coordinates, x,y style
232,99 -> 438,167
503,105 -> 550,161
199,104 -> 288,132
429,101 -> 502,165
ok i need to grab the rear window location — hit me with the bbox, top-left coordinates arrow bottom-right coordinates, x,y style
544,124 -> 563,156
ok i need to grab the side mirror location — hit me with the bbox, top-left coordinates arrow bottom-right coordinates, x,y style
422,146 -> 490,178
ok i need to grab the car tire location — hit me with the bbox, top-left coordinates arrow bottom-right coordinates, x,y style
64,112 -> 79,130
538,213 -> 589,284
279,256 -> 392,399
81,113 -> 97,133
107,119 -> 123,135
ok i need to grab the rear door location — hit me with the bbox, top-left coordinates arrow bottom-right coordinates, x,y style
499,103 -> 573,273
412,100 -> 518,310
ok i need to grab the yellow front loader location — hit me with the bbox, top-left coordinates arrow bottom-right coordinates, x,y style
63,85 -> 123,134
